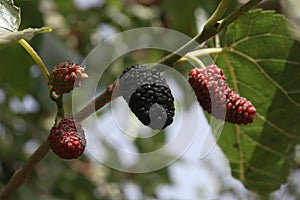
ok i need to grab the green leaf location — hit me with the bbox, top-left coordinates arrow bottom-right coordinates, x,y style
0,0 -> 20,31
0,0 -> 51,47
215,9 -> 300,196
0,27 -> 51,47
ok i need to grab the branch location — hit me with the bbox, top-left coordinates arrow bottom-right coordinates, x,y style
158,0 -> 262,67
205,0 -> 232,28
0,140 -> 50,200
74,81 -> 118,122
218,0 -> 262,30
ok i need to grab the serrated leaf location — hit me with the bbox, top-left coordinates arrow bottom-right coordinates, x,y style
0,0 -> 20,32
215,9 -> 300,196
0,27 -> 51,47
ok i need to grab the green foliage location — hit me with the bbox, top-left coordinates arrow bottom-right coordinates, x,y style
215,9 -> 300,196
0,0 -> 20,32
0,27 -> 50,47
0,0 -> 49,47
0,0 -> 49,96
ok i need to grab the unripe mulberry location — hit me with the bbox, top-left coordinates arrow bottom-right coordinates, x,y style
188,65 -> 256,125
49,62 -> 88,95
119,64 -> 175,130
48,118 -> 86,159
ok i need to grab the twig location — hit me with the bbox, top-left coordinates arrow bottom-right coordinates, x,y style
0,140 -> 50,200
158,0 -> 262,67
204,0 -> 233,29
218,0 -> 262,30
74,81 -> 118,122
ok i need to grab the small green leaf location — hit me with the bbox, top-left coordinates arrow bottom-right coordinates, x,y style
0,1 -> 51,47
0,0 -> 20,32
215,9 -> 300,196
0,27 -> 51,47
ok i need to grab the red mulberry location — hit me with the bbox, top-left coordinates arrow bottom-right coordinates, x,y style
48,118 -> 86,159
48,62 -> 88,95
188,65 -> 256,125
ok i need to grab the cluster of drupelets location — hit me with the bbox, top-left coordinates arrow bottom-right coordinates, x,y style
188,65 -> 256,125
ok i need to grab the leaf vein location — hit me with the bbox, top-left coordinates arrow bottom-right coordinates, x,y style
237,80 -> 268,98
244,160 -> 283,179
240,129 -> 287,158
288,90 -> 300,94
231,33 -> 291,48
256,112 -> 300,140
256,59 -> 300,67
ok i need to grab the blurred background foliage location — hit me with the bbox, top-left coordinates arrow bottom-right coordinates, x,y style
0,0 -> 298,199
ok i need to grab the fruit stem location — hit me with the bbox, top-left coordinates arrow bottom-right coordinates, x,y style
18,39 -> 50,83
55,95 -> 65,123
188,47 -> 223,57
49,89 -> 65,123
176,48 -> 223,66
176,48 -> 223,68
184,54 -> 206,69
0,140 -> 50,200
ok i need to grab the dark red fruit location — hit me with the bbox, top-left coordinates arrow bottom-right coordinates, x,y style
188,64 -> 256,125
48,118 -> 86,159
48,62 -> 88,95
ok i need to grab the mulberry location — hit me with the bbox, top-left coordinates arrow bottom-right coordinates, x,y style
48,118 -> 86,159
119,64 -> 175,129
188,65 -> 256,125
49,62 -> 88,95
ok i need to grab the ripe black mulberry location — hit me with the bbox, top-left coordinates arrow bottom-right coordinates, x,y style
119,64 -> 175,129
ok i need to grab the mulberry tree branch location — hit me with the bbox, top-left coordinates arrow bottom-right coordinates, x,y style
158,0 -> 261,67
0,140 -> 50,200
74,81 -> 118,122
